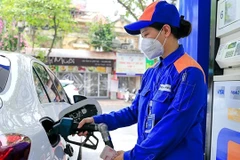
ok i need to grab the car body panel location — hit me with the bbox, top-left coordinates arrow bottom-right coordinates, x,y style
0,52 -> 74,159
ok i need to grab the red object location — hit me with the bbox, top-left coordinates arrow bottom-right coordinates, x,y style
6,135 -> 21,144
112,71 -> 118,81
0,147 -> 13,160
0,134 -> 31,160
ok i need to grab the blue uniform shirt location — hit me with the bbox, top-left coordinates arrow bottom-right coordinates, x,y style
93,45 -> 207,160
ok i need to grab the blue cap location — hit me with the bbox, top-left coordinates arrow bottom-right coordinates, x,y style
124,1 -> 180,35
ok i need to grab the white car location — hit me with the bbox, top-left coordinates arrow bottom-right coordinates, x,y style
0,52 -> 102,160
60,80 -> 80,104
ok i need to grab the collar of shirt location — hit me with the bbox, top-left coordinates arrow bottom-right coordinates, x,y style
160,45 -> 185,67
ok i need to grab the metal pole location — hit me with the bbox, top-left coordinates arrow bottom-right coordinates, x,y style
17,29 -> 21,52
205,0 -> 222,159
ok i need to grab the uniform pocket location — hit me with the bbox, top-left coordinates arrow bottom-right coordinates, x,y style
151,91 -> 171,122
140,88 -> 150,97
139,88 -> 150,108
152,91 -> 170,103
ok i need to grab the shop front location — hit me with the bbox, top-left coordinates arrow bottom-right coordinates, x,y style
115,52 -> 145,99
114,51 -> 159,99
53,65 -> 111,98
41,49 -> 115,98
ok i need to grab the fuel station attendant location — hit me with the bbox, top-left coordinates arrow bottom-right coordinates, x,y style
78,1 -> 207,160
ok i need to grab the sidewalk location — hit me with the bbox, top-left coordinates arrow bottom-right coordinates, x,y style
97,99 -> 131,108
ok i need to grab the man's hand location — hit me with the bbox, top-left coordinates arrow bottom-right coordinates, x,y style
77,117 -> 94,136
114,150 -> 124,160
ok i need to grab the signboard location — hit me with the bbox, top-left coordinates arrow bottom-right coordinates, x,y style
116,53 -> 146,75
211,81 -> 240,159
218,0 -> 237,29
48,57 -> 114,67
217,0 -> 240,37
49,65 -> 109,73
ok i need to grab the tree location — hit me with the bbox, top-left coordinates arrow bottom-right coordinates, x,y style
35,50 -> 47,63
0,0 -> 74,57
88,22 -> 116,52
116,0 -> 178,21
0,29 -> 28,52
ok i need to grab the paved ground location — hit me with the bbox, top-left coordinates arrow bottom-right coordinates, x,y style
96,99 -> 132,107
80,99 -> 138,160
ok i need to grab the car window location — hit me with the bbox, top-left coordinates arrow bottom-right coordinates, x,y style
0,56 -> 10,93
33,69 -> 49,103
47,69 -> 69,103
33,63 -> 61,102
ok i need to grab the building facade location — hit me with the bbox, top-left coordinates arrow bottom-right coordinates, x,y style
112,16 -> 143,99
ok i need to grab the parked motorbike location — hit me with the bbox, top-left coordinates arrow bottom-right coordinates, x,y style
124,88 -> 137,102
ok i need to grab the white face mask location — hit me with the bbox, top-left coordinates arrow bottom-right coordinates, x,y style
141,29 -> 167,60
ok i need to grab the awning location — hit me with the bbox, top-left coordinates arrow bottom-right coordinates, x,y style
25,48 -> 116,67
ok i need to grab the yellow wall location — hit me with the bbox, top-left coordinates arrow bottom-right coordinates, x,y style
62,14 -> 140,50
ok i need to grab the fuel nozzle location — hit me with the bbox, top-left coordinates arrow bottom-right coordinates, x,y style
97,123 -> 114,148
49,117 -> 114,150
73,121 -> 114,149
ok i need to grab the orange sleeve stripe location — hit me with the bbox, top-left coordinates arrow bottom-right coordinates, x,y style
139,1 -> 159,21
174,53 -> 206,83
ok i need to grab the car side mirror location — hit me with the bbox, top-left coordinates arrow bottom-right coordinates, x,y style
73,95 -> 87,103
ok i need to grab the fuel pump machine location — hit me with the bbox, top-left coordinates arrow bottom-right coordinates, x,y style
210,0 -> 240,159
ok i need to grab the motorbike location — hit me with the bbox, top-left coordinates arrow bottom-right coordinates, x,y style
124,88 -> 137,102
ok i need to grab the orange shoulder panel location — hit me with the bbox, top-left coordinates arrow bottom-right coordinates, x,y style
174,53 -> 206,83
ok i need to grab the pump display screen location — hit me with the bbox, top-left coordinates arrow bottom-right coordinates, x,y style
215,40 -> 240,68
224,0 -> 236,25
224,42 -> 237,58
225,51 -> 234,58
228,42 -> 237,49
217,0 -> 240,37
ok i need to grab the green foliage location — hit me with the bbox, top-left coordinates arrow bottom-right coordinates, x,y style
116,0 -> 149,21
117,0 -> 177,21
0,0 -> 74,54
0,29 -> 28,52
88,22 -> 116,52
35,50 -> 47,63
0,0 -> 73,31
36,35 -> 52,46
